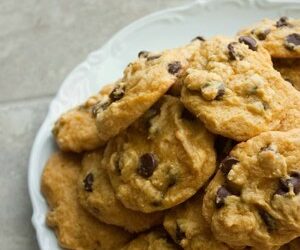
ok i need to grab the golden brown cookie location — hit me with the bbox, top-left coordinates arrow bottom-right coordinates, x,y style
121,228 -> 179,250
273,58 -> 300,91
164,192 -> 232,250
95,42 -> 200,144
52,84 -> 114,152
78,149 -> 163,233
238,17 -> 300,58
203,129 -> 300,249
181,36 -> 293,141
41,152 -> 131,250
104,95 -> 216,213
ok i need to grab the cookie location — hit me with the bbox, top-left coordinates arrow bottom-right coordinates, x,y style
164,192 -> 232,250
181,36 -> 293,141
203,129 -> 300,249
41,152 -> 131,250
280,238 -> 300,250
78,149 -> 164,233
104,95 -> 216,213
238,17 -> 300,58
52,84 -> 114,152
95,42 -> 200,143
121,228 -> 178,250
279,91 -> 300,131
273,58 -> 300,91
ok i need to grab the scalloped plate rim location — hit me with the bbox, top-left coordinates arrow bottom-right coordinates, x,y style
28,0 -> 300,249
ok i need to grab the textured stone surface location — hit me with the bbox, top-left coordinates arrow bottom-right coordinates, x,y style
0,0 -> 189,249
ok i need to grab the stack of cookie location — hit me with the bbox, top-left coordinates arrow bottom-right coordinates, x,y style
42,17 -> 300,250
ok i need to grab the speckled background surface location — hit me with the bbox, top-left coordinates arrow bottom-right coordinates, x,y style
0,1 -> 189,249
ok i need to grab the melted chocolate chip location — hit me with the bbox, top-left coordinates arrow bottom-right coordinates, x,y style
239,36 -> 258,51
285,33 -> 300,50
181,108 -> 196,121
259,210 -> 276,231
290,172 -> 300,194
137,153 -> 158,178
219,156 -> 239,176
228,42 -> 244,60
147,55 -> 161,61
175,224 -> 186,243
83,173 -> 94,192
168,61 -> 182,75
215,136 -> 238,162
91,100 -> 111,117
276,172 -> 300,195
276,16 -> 289,28
192,36 -> 206,42
138,50 -> 149,58
215,186 -> 232,208
256,29 -> 271,41
215,84 -> 226,100
109,85 -> 125,102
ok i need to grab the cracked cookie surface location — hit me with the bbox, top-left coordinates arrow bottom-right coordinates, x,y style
181,36 -> 293,141
238,17 -> 300,58
95,42 -> 200,143
41,152 -> 131,250
78,149 -> 163,233
104,95 -> 216,213
203,129 -> 300,249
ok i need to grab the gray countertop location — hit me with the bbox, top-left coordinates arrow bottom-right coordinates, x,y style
0,1 -> 189,249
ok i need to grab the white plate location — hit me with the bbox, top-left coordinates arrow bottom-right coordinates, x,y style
28,0 -> 300,249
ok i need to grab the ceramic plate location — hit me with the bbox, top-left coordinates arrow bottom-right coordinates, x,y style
28,0 -> 300,249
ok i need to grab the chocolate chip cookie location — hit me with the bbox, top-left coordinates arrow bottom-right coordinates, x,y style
238,17 -> 300,58
95,43 -> 199,144
52,84 -> 115,152
121,228 -> 178,250
181,36 -> 293,141
203,129 -> 300,249
104,95 -> 216,213
273,58 -> 300,91
78,149 -> 164,233
164,192 -> 232,250
41,152 -> 131,250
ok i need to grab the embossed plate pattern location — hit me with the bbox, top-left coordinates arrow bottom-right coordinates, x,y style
28,0 -> 300,249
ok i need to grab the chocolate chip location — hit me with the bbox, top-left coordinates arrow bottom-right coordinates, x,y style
276,16 -> 289,28
260,144 -> 277,152
215,186 -> 232,208
83,173 -> 94,192
285,33 -> 300,51
109,85 -> 125,102
259,210 -> 276,231
137,153 -> 158,178
138,50 -> 149,58
227,42 -> 239,60
219,156 -> 239,176
175,224 -> 186,243
181,108 -> 196,121
192,36 -> 205,42
168,61 -> 182,75
215,136 -> 238,162
239,36 -> 258,51
91,100 -> 111,117
147,55 -> 161,61
215,84 -> 226,100
290,172 -> 300,194
256,29 -> 271,41
276,172 -> 300,195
